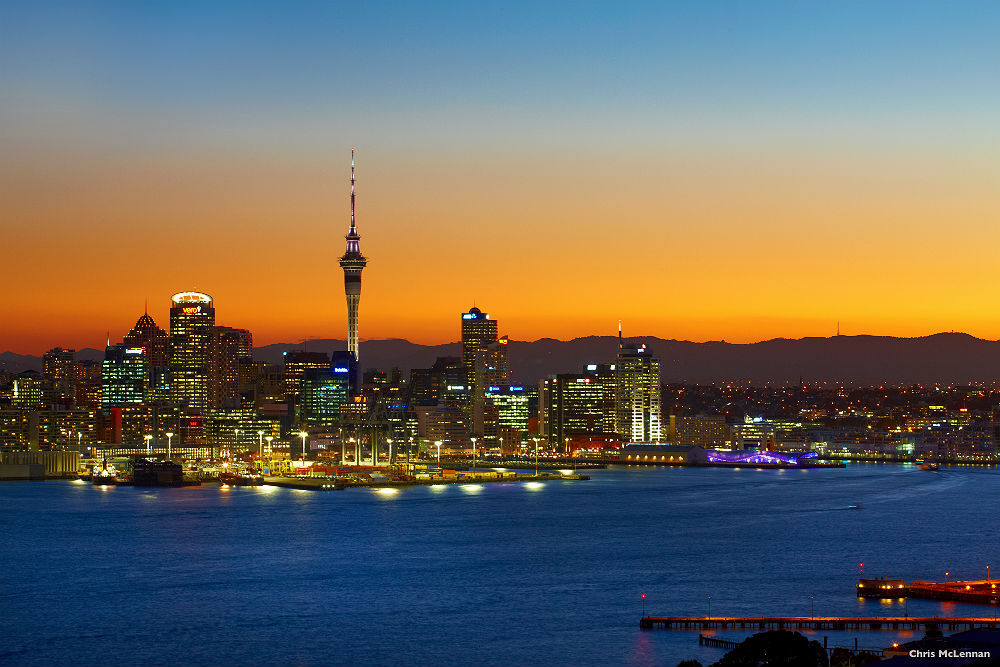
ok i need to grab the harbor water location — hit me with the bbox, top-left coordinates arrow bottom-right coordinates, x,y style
1,463 -> 997,666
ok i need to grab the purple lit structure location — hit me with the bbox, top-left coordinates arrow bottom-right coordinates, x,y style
705,450 -> 819,465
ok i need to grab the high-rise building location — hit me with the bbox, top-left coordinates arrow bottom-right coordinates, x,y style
213,326 -> 252,408
123,310 -> 169,387
101,345 -> 147,414
338,150 -> 367,362
169,291 -> 215,410
283,351 -> 330,402
300,368 -> 350,425
12,371 -> 45,410
539,369 -> 615,451
472,338 -> 510,436
42,347 -> 77,405
408,357 -> 464,407
461,307 -> 498,379
615,342 -> 662,443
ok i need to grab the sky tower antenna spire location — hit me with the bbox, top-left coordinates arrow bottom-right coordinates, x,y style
349,147 -> 356,234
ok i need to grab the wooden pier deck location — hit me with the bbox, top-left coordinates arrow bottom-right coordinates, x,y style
641,616 -> 1000,631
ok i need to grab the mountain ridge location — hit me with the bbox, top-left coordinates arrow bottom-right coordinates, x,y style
3,332 -> 999,385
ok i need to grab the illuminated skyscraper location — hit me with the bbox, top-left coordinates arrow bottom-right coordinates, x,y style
213,326 -> 252,408
101,345 -> 146,414
169,291 -> 215,410
461,307 -> 498,375
338,149 -> 367,362
123,310 -> 169,388
614,341 -> 662,443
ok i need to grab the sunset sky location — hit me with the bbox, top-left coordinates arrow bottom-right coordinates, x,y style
3,2 -> 1000,354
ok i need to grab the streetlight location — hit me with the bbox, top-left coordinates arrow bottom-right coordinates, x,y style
350,437 -> 357,464
641,593 -> 646,617
144,434 -> 153,455
387,438 -> 393,466
341,434 -> 346,466
471,437 -> 477,474
298,431 -> 308,463
532,437 -> 539,476
166,432 -> 174,459
264,436 -> 274,473
234,428 -> 241,461
77,431 -> 82,453
435,440 -> 442,467
499,436 -> 503,457
257,430 -> 265,469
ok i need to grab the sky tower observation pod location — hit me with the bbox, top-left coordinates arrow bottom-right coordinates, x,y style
171,292 -> 213,305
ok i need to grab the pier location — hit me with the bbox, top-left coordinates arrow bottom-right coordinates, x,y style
858,577 -> 1000,605
641,616 -> 1000,631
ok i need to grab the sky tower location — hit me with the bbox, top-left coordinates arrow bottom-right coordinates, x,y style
339,149 -> 367,361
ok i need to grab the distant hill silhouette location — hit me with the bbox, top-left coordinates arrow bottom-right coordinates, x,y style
3,333 -> 998,385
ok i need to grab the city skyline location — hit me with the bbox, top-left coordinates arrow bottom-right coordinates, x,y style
5,2 -> 1000,352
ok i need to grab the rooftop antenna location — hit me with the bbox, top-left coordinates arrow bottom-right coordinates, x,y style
106,331 -> 110,347
349,148 -> 356,235
837,321 -> 841,336
618,320 -> 623,351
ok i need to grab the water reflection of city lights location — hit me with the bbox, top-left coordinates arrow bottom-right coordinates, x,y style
461,484 -> 483,493
558,469 -> 573,475
524,482 -> 544,491
375,487 -> 399,497
430,485 -> 446,492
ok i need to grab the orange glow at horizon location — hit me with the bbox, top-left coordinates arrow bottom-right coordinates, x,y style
4,146 -> 1000,355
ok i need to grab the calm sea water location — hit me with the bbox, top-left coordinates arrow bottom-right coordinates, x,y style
1,463 -> 997,667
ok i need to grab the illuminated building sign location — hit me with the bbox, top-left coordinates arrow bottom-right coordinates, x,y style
171,292 -> 213,304
462,314 -> 475,320
181,306 -> 202,314
125,348 -> 144,355
333,367 -> 349,373
586,364 -> 597,371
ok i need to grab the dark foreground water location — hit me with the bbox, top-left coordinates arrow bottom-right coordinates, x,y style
1,463 -> 998,666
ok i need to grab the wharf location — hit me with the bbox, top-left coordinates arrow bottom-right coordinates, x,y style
859,577 -> 1000,605
263,472 -> 589,491
640,616 -> 1000,631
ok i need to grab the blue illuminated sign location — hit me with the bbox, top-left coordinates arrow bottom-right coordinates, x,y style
333,367 -> 349,373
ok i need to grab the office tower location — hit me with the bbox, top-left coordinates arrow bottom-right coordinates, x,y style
338,149 -> 367,362
614,341 -> 662,443
283,351 -> 330,401
408,357 -> 464,407
169,291 -> 215,410
539,368 -> 615,451
461,307 -> 498,380
300,368 -> 349,425
101,345 -> 147,414
213,326 -> 252,408
486,384 -> 530,432
124,310 -> 169,387
42,347 -> 77,405
42,348 -> 76,384
12,371 -> 44,409
472,338 -> 510,435
330,350 -> 359,397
